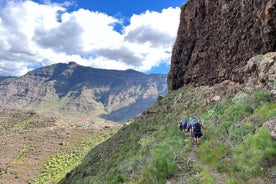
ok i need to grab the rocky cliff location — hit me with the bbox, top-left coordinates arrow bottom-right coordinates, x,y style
168,0 -> 276,91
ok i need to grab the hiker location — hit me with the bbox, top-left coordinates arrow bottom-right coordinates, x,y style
187,118 -> 192,132
179,119 -> 188,131
179,121 -> 184,131
192,120 -> 205,145
188,118 -> 197,134
182,119 -> 188,131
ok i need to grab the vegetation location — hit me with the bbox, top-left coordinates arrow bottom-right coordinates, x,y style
197,89 -> 276,183
30,132 -> 115,184
59,87 -> 276,184
3,87 -> 274,183
0,111 -> 55,132
0,110 -> 120,184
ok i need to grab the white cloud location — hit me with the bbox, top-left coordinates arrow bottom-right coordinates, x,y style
0,0 -> 180,76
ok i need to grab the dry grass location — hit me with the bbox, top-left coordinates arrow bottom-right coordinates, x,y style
0,110 -> 121,184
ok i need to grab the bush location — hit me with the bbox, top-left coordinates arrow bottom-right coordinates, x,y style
252,90 -> 270,108
255,103 -> 276,122
232,127 -> 276,177
143,143 -> 177,183
197,138 -> 230,172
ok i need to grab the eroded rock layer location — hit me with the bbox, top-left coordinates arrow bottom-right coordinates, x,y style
168,0 -> 276,91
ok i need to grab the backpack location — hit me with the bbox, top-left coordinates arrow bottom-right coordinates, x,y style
179,121 -> 184,130
188,119 -> 194,129
194,123 -> 201,132
183,120 -> 188,129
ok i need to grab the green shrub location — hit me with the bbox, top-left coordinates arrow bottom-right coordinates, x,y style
144,151 -> 177,183
252,90 -> 270,108
255,103 -> 276,122
232,127 -> 276,177
197,138 -> 230,172
227,178 -> 238,184
228,122 -> 253,144
223,101 -> 254,122
143,142 -> 178,183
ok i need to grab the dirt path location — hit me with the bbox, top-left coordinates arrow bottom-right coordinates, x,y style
189,145 -> 227,184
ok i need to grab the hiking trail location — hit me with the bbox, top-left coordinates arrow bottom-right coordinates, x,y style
189,146 -> 227,184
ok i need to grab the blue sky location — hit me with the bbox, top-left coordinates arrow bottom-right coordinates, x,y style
0,0 -> 186,76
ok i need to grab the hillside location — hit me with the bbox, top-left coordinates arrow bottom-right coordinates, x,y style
0,63 -> 168,183
0,62 -> 167,124
0,110 -> 120,183
59,76 -> 276,184
58,0 -> 276,182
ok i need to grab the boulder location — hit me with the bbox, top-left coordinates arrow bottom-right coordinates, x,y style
263,118 -> 276,140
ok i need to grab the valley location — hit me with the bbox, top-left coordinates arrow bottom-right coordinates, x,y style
0,110 -> 120,183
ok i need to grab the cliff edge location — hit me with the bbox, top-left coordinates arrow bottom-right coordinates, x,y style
168,0 -> 276,91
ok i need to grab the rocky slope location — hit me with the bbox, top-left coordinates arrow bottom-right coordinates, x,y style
0,62 -> 167,124
244,52 -> 276,91
168,0 -> 276,91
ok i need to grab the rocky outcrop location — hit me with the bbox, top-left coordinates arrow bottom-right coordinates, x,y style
263,118 -> 276,140
244,52 -> 276,90
168,0 -> 276,91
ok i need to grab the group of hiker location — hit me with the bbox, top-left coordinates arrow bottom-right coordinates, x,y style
179,117 -> 206,145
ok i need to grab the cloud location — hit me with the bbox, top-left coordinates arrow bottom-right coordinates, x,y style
125,26 -> 175,47
34,17 -> 84,54
0,0 -> 180,76
94,47 -> 142,66
124,8 -> 179,48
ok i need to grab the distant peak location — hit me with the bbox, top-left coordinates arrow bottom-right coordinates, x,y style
68,61 -> 78,65
125,69 -> 136,72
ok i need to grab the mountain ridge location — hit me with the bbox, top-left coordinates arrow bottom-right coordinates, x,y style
0,62 -> 168,124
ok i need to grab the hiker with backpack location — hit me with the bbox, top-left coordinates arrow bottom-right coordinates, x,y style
192,119 -> 205,145
188,118 -> 197,134
179,121 -> 184,131
179,119 -> 188,132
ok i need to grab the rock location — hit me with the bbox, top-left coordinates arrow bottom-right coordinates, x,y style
244,52 -> 276,89
168,0 -> 276,91
263,118 -> 276,140
212,95 -> 221,102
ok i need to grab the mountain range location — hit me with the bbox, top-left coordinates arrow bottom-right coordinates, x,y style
0,62 -> 167,124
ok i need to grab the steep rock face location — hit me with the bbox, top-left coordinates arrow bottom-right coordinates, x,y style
168,0 -> 276,91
